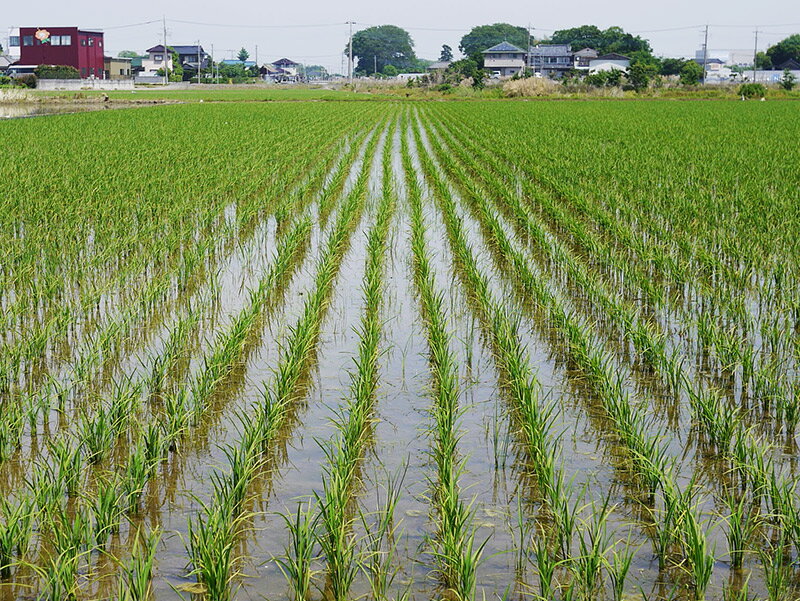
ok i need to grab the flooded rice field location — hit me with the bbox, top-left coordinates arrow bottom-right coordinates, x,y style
0,100 -> 799,601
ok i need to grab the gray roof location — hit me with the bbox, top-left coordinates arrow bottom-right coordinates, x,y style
427,61 -> 451,70
573,48 -> 598,57
594,53 -> 630,61
528,44 -> 571,56
693,57 -> 725,65
483,41 -> 525,53
145,45 -> 206,55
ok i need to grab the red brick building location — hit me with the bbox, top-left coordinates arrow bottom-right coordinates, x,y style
19,27 -> 105,78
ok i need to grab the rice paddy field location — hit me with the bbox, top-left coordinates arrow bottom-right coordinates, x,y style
0,98 -> 799,601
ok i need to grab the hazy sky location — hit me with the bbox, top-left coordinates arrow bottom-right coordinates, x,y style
3,0 -> 798,73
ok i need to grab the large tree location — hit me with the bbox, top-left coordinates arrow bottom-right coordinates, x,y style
346,25 -> 416,74
459,23 -> 528,58
766,34 -> 800,67
551,25 -> 652,56
440,44 -> 453,62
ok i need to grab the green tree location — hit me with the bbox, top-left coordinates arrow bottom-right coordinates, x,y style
660,57 -> 686,75
118,50 -> 140,58
551,25 -> 652,56
679,60 -> 703,85
781,68 -> 796,90
459,23 -> 528,57
766,34 -> 800,67
346,25 -> 416,74
237,48 -> 250,62
627,61 -> 658,91
446,57 -> 485,88
168,48 -> 183,82
304,65 -> 329,79
755,52 -> 772,70
382,64 -> 398,77
440,44 -> 453,62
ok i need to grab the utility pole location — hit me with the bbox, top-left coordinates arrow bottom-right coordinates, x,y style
197,39 -> 201,84
162,15 -> 168,86
527,23 -> 532,73
346,21 -> 355,85
374,55 -> 377,77
255,44 -> 258,68
701,24 -> 709,85
752,29 -> 759,83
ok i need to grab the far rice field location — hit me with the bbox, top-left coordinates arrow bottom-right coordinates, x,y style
0,98 -> 799,601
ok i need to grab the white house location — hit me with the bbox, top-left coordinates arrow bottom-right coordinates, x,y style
482,41 -> 526,77
140,45 -> 173,76
589,53 -> 631,73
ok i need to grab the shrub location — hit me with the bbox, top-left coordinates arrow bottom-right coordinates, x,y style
15,74 -> 38,88
0,75 -> 11,86
738,83 -> 767,98
780,69 -> 796,91
34,65 -> 80,79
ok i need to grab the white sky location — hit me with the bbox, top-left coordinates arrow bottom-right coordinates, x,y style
3,0 -> 798,73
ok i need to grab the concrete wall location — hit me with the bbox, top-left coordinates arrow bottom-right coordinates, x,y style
38,78 -> 135,90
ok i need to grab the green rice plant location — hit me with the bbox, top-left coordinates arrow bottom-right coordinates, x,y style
573,497 -> 613,601
758,538 -> 791,601
532,536 -> 559,601
116,526 -> 161,601
682,506 -> 715,601
274,500 -> 319,601
722,493 -> 756,569
0,402 -> 25,462
606,536 -> 637,601
120,439 -> 154,514
47,436 -> 83,498
358,464 -> 406,600
186,504 -> 240,601
90,475 -> 123,546
79,405 -> 114,464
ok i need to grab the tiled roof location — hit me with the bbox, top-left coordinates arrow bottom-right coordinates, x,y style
528,44 -> 571,56
483,41 -> 524,53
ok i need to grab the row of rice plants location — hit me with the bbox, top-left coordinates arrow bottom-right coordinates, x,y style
183,122 -> 383,601
410,114 -> 722,600
429,106 -> 798,433
314,119 -> 397,601
402,121 -> 485,601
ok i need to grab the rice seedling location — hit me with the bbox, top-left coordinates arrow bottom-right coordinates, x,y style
116,526 -> 161,601
275,500 -> 320,601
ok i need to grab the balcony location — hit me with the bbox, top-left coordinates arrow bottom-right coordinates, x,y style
483,57 -> 525,69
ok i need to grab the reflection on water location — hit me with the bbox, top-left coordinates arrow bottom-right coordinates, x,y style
0,103 -> 117,119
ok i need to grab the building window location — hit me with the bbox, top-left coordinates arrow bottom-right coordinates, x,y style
10,36 -> 20,46
81,68 -> 86,77
61,35 -> 72,46
23,36 -> 33,46
98,40 -> 102,47
88,38 -> 94,46
154,54 -> 163,61
81,38 -> 87,46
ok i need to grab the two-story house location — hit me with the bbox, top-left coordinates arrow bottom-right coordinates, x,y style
141,44 -> 208,77
16,27 -> 105,78
482,42 -> 526,77
572,48 -> 599,70
527,44 -> 574,76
